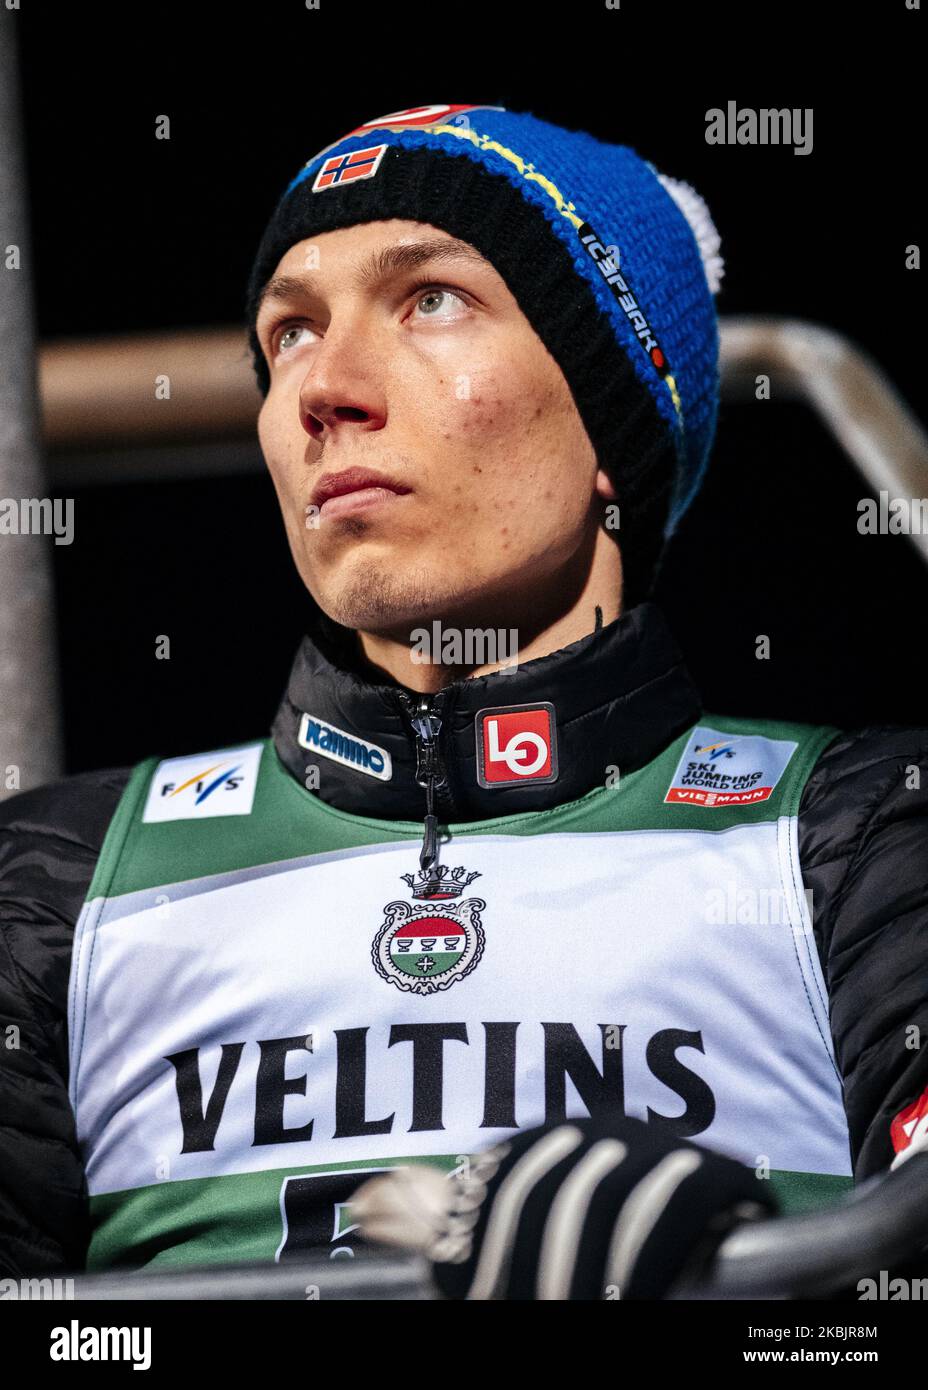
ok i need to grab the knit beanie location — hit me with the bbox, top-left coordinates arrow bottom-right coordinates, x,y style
244,103 -> 724,606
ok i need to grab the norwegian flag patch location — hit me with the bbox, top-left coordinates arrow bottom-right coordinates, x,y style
312,143 -> 388,192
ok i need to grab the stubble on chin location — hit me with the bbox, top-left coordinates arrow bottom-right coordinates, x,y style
311,546 -> 460,638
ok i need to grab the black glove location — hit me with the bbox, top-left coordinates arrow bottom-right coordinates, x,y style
429,1113 -> 778,1300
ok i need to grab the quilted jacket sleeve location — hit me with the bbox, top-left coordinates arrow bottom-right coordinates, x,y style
799,726 -> 928,1181
0,768 -> 130,1275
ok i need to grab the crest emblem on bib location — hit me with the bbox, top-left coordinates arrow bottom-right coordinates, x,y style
372,864 -> 486,995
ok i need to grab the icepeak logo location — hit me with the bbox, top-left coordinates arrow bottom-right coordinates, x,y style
578,224 -> 681,424
298,713 -> 392,782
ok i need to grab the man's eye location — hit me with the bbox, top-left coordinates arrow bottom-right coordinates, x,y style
273,322 -> 316,355
410,286 -> 469,321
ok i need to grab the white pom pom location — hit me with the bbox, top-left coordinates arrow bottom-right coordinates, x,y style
352,1143 -> 512,1263
351,1165 -> 454,1253
655,172 -> 725,296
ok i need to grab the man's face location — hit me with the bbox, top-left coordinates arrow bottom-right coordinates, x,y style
255,219 -> 616,639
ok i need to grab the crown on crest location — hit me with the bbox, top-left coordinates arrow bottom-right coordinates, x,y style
400,864 -> 482,901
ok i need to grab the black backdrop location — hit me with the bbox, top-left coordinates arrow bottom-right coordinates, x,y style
14,0 -> 926,773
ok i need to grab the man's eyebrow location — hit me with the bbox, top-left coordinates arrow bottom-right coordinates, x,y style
350,237 -> 488,291
256,238 -> 488,315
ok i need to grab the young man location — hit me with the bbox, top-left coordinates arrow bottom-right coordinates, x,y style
1,104 -> 926,1297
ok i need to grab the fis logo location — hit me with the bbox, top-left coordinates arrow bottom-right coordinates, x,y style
161,762 -> 245,804
475,703 -> 558,788
142,744 -> 264,822
693,739 -> 739,761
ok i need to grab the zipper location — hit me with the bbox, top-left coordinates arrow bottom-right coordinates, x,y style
397,689 -> 458,875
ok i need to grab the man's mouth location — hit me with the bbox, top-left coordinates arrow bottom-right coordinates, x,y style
318,487 -> 412,521
310,467 -> 413,522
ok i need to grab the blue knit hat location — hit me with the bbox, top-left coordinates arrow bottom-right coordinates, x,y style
245,103 -> 723,603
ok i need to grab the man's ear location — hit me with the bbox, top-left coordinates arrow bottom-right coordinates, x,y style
594,466 -> 618,502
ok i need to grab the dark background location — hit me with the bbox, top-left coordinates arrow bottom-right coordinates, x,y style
14,0 -> 927,773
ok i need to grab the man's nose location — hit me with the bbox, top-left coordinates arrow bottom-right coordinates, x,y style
298,327 -> 387,439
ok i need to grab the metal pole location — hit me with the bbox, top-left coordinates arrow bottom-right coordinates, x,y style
720,317 -> 928,568
40,327 -> 260,449
0,6 -> 62,797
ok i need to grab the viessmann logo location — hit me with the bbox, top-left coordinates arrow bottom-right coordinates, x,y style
475,703 -> 558,788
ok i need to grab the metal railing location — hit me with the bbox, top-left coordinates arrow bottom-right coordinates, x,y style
4,313 -> 923,797
36,320 -> 928,525
54,1150 -> 928,1300
4,315 -> 928,791
720,318 -> 928,570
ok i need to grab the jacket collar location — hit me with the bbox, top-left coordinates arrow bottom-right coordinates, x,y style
271,601 -> 703,837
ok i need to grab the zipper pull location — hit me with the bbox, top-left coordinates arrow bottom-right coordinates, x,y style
421,789 -> 439,877
402,693 -> 443,876
409,695 -> 443,783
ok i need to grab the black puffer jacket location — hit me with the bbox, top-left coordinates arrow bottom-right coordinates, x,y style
1,602 -> 927,1277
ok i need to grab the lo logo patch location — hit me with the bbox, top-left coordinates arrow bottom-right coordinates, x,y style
475,703 -> 558,787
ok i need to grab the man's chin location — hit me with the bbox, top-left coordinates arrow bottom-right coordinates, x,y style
307,563 -> 460,640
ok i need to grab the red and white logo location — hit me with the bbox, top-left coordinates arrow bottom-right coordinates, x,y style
475,703 -> 558,788
351,104 -> 491,133
890,1085 -> 928,1167
303,105 -> 505,183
